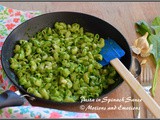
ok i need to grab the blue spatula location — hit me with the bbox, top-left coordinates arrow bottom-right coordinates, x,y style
98,39 -> 160,118
99,39 -> 125,66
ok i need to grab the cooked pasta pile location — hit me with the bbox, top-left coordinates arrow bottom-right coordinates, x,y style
10,22 -> 118,102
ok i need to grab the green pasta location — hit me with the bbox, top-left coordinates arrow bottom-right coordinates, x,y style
10,22 -> 119,102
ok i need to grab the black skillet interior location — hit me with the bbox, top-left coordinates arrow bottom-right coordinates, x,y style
1,12 -> 132,104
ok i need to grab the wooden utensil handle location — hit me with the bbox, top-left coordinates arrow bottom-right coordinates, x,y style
110,58 -> 160,118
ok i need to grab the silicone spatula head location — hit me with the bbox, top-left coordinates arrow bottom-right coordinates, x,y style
99,39 -> 125,66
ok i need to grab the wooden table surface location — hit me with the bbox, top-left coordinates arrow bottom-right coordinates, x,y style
1,2 -> 160,119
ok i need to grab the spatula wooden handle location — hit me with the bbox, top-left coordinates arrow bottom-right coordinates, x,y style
110,58 -> 160,118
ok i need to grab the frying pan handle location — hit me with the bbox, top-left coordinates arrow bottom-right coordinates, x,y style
0,90 -> 24,109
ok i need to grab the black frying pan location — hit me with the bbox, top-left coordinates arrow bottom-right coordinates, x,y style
0,12 -> 132,108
